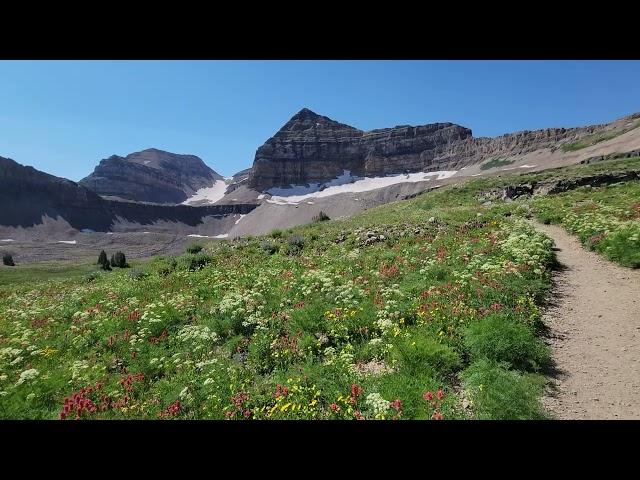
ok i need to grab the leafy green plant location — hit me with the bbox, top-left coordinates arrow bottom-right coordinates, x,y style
464,315 -> 550,372
461,359 -> 547,419
186,243 -> 204,254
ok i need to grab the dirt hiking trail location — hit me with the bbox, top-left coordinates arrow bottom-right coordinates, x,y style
532,220 -> 640,419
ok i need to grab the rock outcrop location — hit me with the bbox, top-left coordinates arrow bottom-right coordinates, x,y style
248,108 -> 471,191
80,148 -> 223,204
248,108 -> 638,191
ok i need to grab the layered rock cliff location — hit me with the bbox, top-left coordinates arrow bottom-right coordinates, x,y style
248,108 -> 636,191
80,148 -> 223,204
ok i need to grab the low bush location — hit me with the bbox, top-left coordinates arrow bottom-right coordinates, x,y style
2,253 -> 15,266
463,315 -> 550,372
186,243 -> 204,254
259,240 -> 279,255
461,359 -> 547,419
179,253 -> 213,271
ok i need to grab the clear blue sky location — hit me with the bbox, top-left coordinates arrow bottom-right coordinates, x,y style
1,60 -> 639,181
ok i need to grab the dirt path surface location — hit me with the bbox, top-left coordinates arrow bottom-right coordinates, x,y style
532,221 -> 640,419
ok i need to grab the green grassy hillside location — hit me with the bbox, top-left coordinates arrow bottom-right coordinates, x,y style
1,157 -> 638,420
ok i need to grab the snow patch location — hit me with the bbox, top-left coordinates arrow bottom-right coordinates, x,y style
235,215 -> 246,225
1,239 -> 14,242
57,240 -> 77,245
519,164 -> 537,168
183,180 -> 228,205
144,160 -> 151,165
267,169 -> 458,204
187,234 -> 229,239
257,194 -> 265,200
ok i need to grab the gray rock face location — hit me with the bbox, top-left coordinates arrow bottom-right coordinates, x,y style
248,108 -> 471,191
80,148 -> 223,204
0,156 -> 257,231
248,108 -> 634,191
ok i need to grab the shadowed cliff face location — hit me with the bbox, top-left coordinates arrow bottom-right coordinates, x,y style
79,148 -> 223,204
247,108 -> 637,191
0,156 -> 256,231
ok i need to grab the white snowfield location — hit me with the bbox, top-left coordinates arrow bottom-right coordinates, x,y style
57,240 -> 77,244
183,180 -> 228,205
266,169 -> 458,204
1,239 -> 14,242
187,234 -> 228,239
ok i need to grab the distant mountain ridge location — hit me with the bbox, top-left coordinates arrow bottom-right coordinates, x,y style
247,108 -> 640,191
0,156 -> 256,232
80,148 -> 224,204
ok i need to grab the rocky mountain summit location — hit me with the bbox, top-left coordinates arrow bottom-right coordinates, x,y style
80,148 -> 223,204
0,156 -> 255,232
248,108 -> 640,191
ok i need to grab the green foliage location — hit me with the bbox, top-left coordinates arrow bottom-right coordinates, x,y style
391,331 -> 462,378
97,250 -> 107,265
270,229 -> 283,239
2,253 -> 15,266
463,315 -> 550,372
461,359 -> 547,419
259,240 -> 279,255
186,243 -> 204,254
285,235 -> 305,255
178,252 -> 213,271
111,251 -> 129,268
533,180 -> 640,268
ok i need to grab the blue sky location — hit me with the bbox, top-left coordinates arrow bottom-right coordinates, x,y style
1,60 -> 639,181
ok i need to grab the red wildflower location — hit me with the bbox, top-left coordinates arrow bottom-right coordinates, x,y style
390,399 -> 402,411
436,389 -> 445,400
350,384 -> 363,404
423,391 -> 434,401
330,403 -> 339,412
432,411 -> 443,420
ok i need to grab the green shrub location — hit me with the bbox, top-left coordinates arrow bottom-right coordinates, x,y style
97,250 -> 107,265
111,251 -> 129,268
129,269 -> 149,281
285,235 -> 305,255
186,243 -> 204,254
463,315 -> 550,372
391,333 -> 462,378
154,257 -> 178,276
259,240 -> 279,255
270,229 -> 283,239
179,253 -> 213,271
2,253 -> 15,266
461,359 -> 547,419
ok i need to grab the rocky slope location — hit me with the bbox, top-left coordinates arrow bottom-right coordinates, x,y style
80,148 -> 224,204
1,156 -> 256,232
248,108 -> 640,191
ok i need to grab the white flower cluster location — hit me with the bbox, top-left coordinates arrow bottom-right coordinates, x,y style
499,220 -> 554,273
15,368 -> 39,386
365,392 -> 390,418
176,325 -> 219,345
375,285 -> 403,335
